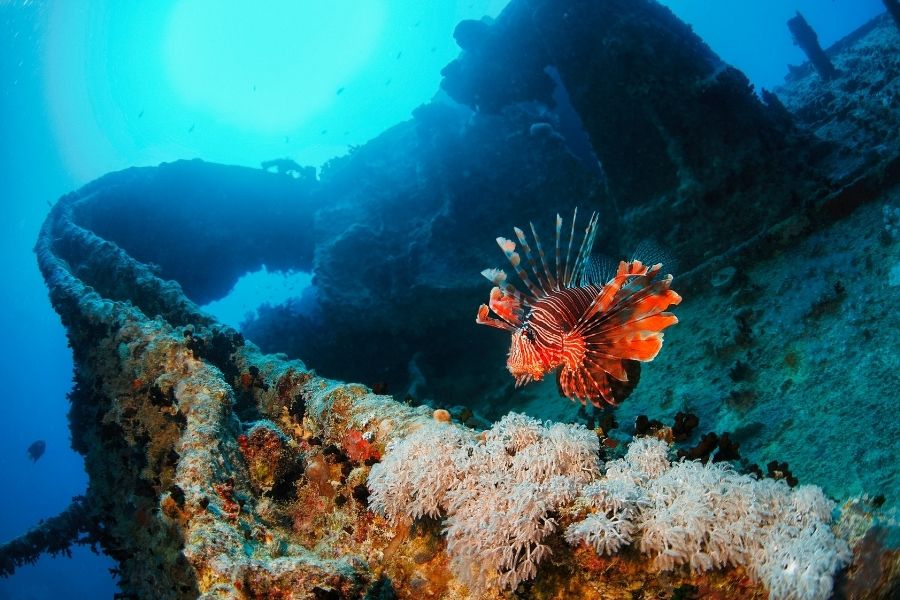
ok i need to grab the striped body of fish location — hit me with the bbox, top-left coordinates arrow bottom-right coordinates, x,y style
476,210 -> 681,406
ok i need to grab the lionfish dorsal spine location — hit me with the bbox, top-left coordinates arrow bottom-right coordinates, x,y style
513,227 -> 552,294
496,236 -> 544,298
568,211 -> 599,287
529,221 -> 557,291
563,207 -> 579,287
554,214 -> 563,288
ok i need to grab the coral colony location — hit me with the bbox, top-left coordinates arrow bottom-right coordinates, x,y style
368,415 -> 850,599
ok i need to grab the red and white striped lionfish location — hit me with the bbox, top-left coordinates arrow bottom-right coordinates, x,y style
476,209 -> 681,406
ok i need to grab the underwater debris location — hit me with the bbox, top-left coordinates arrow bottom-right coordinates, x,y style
886,0 -> 900,29
711,265 -> 738,290
767,460 -> 800,488
671,412 -> 700,442
788,12 -> 839,81
19,157 -> 897,600
477,210 -> 680,407
0,496 -> 93,577
26,440 -> 46,462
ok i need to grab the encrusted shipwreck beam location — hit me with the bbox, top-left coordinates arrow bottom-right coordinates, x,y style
12,161 -> 897,599
30,178 -> 439,598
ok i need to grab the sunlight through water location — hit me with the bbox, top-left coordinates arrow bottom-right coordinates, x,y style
163,0 -> 386,132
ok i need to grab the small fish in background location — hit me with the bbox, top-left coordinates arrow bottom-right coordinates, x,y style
188,123 -> 195,133
336,86 -> 345,95
476,209 -> 681,407
395,50 -> 403,59
27,440 -> 46,462
137,109 -> 144,118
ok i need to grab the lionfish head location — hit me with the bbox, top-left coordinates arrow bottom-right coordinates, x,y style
506,328 -> 547,386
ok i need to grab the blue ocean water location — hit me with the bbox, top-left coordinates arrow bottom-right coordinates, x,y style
0,1 -> 888,598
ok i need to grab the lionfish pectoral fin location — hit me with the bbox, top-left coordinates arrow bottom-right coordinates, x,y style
578,261 -> 681,363
488,286 -> 524,327
476,304 -> 514,331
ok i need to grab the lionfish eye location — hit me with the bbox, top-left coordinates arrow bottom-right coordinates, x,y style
523,327 -> 535,343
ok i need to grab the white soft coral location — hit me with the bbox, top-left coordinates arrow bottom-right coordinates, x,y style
565,437 -> 850,599
368,413 -> 599,593
370,421 -> 850,600
565,509 -> 635,555
366,421 -> 471,522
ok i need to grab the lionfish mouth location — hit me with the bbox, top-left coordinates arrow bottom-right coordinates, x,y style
476,209 -> 681,407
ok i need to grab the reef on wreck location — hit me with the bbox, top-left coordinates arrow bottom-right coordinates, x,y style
2,0 -> 899,598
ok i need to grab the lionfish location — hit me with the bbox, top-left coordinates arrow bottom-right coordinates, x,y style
476,210 -> 681,406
